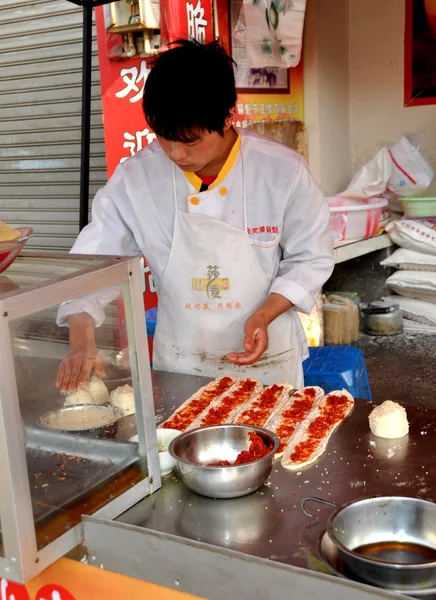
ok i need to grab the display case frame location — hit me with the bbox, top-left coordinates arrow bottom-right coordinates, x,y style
0,254 -> 160,583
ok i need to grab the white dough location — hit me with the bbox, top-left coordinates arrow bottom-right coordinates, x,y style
63,388 -> 94,406
84,376 -> 109,405
369,400 -> 409,439
110,384 -> 135,416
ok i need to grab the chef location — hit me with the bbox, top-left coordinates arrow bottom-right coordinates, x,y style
56,39 -> 334,392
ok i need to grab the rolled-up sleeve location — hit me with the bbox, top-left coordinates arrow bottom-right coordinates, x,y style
269,159 -> 334,314
57,165 -> 142,327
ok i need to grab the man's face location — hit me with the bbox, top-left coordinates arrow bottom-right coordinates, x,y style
156,130 -> 228,173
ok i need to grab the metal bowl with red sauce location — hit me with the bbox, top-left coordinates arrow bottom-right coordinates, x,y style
168,424 -> 280,499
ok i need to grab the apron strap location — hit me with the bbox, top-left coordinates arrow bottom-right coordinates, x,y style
240,138 -> 248,232
172,162 -> 178,210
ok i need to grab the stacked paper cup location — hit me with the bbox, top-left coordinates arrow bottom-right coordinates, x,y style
383,219 -> 436,332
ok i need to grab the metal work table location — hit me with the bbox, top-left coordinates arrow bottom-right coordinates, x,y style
88,371 -> 436,599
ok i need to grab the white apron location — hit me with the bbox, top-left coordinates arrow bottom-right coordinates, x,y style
153,151 -> 305,387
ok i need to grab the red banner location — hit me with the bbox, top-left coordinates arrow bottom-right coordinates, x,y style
95,0 -> 214,179
161,0 -> 214,46
96,9 -> 158,313
96,10 -> 155,177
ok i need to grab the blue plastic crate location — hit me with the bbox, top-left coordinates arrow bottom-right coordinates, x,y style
145,306 -> 158,337
303,346 -> 372,401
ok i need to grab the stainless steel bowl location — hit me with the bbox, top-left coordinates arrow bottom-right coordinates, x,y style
169,425 -> 280,499
39,404 -> 124,436
303,496 -> 436,591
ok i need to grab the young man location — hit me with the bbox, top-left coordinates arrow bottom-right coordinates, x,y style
56,39 -> 333,392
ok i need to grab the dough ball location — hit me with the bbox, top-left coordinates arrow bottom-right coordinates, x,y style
110,384 -> 135,416
64,388 -> 94,406
84,376 -> 109,405
369,400 -> 409,439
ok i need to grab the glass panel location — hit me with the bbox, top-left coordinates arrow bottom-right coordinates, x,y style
1,255 -> 109,297
10,282 -> 147,550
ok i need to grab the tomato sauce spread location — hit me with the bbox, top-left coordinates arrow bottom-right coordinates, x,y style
207,432 -> 273,467
236,384 -> 284,426
200,379 -> 258,427
290,395 -> 351,463
252,384 -> 284,409
276,397 -> 315,453
163,377 -> 234,431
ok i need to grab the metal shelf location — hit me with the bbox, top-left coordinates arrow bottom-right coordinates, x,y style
334,233 -> 394,264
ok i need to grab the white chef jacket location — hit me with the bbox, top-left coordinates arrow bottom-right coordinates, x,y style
58,129 -> 334,326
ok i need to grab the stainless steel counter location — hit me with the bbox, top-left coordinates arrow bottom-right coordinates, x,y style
118,371 -> 436,596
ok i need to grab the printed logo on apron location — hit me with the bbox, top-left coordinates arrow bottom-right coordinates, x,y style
191,264 -> 231,297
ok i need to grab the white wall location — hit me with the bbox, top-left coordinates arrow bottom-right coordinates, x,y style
349,0 -> 436,195
304,0 -> 351,196
304,0 -> 436,196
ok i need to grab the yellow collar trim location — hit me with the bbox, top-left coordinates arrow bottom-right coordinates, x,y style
184,133 -> 241,192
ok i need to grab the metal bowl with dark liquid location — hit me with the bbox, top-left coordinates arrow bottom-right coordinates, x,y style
303,496 -> 436,591
169,424 -> 280,499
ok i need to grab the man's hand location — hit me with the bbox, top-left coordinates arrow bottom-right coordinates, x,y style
227,313 -> 268,366
56,346 -> 105,393
227,294 -> 293,366
56,313 -> 105,392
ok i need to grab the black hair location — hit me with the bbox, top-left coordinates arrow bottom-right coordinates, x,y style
143,39 -> 237,143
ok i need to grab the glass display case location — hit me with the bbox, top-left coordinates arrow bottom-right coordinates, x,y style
0,254 -> 159,582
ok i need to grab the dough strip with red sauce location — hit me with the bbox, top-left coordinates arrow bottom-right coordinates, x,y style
159,376 -> 239,432
232,382 -> 293,427
264,386 -> 325,458
281,389 -> 354,471
189,378 -> 263,429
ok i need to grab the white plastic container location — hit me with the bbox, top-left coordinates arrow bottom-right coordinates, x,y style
328,196 -> 389,242
130,428 -> 181,475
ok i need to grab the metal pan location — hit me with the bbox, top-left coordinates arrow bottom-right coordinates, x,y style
39,404 -> 123,437
318,531 -> 436,598
302,496 -> 436,591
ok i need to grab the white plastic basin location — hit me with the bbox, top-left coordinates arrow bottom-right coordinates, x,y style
328,196 -> 388,242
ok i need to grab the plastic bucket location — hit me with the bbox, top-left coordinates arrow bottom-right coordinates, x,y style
328,196 -> 388,242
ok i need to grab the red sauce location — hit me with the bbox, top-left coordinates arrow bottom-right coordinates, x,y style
237,408 -> 261,423
206,432 -> 273,467
236,384 -> 284,426
307,420 -> 330,438
208,459 -> 231,467
252,385 -> 284,409
290,395 -> 351,463
163,377 -> 234,431
200,380 -> 257,426
291,438 -> 319,463
276,397 -> 315,452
